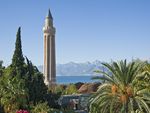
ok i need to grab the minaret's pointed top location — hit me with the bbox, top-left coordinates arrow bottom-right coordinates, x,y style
47,9 -> 53,20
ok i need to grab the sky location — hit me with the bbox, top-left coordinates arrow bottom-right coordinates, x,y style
0,0 -> 150,66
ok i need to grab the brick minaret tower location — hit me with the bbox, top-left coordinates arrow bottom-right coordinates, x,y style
43,9 -> 56,86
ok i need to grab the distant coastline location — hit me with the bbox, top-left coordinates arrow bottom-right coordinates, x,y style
56,75 -> 100,84
56,74 -> 94,76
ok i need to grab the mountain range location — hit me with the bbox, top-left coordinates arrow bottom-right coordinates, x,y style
38,60 -> 106,76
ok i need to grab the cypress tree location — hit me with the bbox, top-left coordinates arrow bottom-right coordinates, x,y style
11,27 -> 25,77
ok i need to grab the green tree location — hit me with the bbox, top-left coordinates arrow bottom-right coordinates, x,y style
25,57 -> 47,105
31,102 -> 63,113
89,60 -> 150,113
31,102 -> 51,113
0,61 -> 5,77
53,85 -> 66,94
11,27 -> 25,77
45,90 -> 61,109
0,77 -> 28,113
25,57 -> 61,109
65,84 -> 78,95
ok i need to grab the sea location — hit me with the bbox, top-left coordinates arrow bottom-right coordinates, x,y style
56,75 -> 100,84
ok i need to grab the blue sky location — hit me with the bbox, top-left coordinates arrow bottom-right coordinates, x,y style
0,0 -> 150,66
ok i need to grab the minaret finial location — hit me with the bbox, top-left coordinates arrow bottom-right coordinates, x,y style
47,9 -> 53,20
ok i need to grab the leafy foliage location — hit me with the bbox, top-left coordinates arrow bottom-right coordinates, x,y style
0,60 -> 5,77
45,90 -> 61,109
24,57 -> 48,105
53,84 -> 78,95
0,77 -> 28,113
31,102 -> 74,113
53,85 -> 66,94
65,84 -> 78,95
31,102 -> 51,113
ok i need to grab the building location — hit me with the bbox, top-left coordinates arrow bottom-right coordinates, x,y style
43,9 -> 56,86
58,94 -> 91,113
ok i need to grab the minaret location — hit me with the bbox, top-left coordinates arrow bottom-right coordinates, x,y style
43,9 -> 56,86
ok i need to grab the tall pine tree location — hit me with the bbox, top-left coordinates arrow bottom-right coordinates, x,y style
11,27 -> 25,77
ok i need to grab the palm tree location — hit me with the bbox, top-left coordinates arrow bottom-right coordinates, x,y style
89,60 -> 150,113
